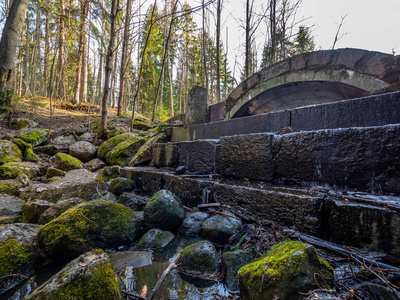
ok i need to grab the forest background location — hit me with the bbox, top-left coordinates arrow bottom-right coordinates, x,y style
0,0 -> 398,125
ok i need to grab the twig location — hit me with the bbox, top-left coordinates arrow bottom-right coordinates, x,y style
121,290 -> 146,300
0,274 -> 28,280
207,211 -> 240,220
147,253 -> 182,300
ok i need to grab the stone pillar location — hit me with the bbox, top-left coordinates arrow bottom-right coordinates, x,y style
185,86 -> 208,126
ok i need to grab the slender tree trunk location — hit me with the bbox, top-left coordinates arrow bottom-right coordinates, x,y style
80,28 -> 88,103
168,53 -> 174,117
30,6 -> 41,94
202,0 -> 208,99
96,50 -> 103,105
100,0 -> 119,137
215,0 -> 222,103
73,0 -> 89,104
42,8 -> 50,96
111,45 -> 118,108
117,0 -> 131,115
56,0 -> 66,99
24,13 -> 30,95
270,0 -> 277,63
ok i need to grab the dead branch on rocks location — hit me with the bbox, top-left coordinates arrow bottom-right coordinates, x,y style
147,253 -> 181,300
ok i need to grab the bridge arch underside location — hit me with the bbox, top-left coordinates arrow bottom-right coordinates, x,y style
232,81 -> 370,118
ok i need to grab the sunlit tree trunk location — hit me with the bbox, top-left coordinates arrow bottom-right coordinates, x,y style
100,0 -> 119,137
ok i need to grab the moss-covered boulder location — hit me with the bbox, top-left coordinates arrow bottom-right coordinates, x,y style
97,165 -> 120,182
26,249 -> 121,300
69,141 -> 97,161
0,179 -> 20,195
238,241 -> 334,300
202,211 -> 242,244
90,118 -> 110,134
110,177 -> 134,195
37,199 -> 140,259
106,135 -> 145,166
136,228 -> 174,250
131,117 -> 155,131
97,133 -> 133,161
144,190 -> 185,231
17,128 -> 49,146
87,158 -> 106,172
180,211 -> 209,236
21,200 -> 53,224
46,167 -> 66,179
35,144 -> 58,155
0,140 -> 23,165
12,137 -> 28,151
55,153 -> 83,171
107,127 -> 126,139
38,198 -> 86,225
0,194 -> 24,217
178,240 -> 219,278
25,144 -> 40,162
0,162 -> 45,179
222,250 -> 253,291
20,169 -> 107,203
129,133 -> 168,166
94,192 -> 117,202
0,223 -> 41,294
9,118 -> 37,130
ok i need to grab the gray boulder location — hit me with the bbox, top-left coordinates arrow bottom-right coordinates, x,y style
202,211 -> 242,244
222,250 -> 253,291
136,228 -> 174,250
21,200 -> 53,224
0,223 -> 41,294
180,211 -> 209,235
178,240 -> 219,278
87,158 -> 105,171
26,249 -> 121,299
0,194 -> 24,217
52,134 -> 77,145
79,132 -> 95,142
38,198 -> 86,225
54,153 -> 83,171
9,118 -> 38,130
110,177 -> 134,195
20,169 -> 107,203
69,141 -> 97,161
144,190 -> 185,231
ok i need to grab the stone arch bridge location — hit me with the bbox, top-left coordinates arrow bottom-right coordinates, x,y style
208,48 -> 400,121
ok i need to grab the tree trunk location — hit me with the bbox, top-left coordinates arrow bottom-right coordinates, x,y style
42,7 -> 50,96
111,45 -> 118,108
0,0 -> 28,110
96,50 -> 103,105
100,0 -> 119,137
202,0 -> 208,100
215,0 -> 222,103
117,0 -> 131,116
73,0 -> 89,104
30,5 -> 41,94
168,53 -> 174,117
56,0 -> 66,99
80,27 -> 88,103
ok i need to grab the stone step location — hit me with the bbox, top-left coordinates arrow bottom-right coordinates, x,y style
171,91 -> 400,142
120,166 -> 400,262
154,124 -> 400,195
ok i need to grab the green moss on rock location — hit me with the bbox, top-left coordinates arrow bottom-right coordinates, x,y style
12,138 -> 28,151
17,128 -> 49,147
0,179 -> 20,195
25,144 -> 40,162
106,136 -> 145,166
131,117 -> 154,131
97,166 -> 120,182
55,153 -> 83,171
97,133 -> 134,161
238,241 -> 334,300
0,238 -> 32,277
0,162 -> 42,179
37,200 -> 140,259
129,133 -> 167,166
0,140 -> 23,165
46,167 -> 66,179
26,249 -> 121,300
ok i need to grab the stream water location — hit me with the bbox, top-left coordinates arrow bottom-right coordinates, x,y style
2,235 -> 236,300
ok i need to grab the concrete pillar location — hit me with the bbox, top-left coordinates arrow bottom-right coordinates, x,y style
185,86 -> 208,126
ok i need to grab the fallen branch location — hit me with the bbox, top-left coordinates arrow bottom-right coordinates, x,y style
147,253 -> 182,300
284,229 -> 399,271
208,211 -> 240,220
121,290 -> 146,300
342,195 -> 400,212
